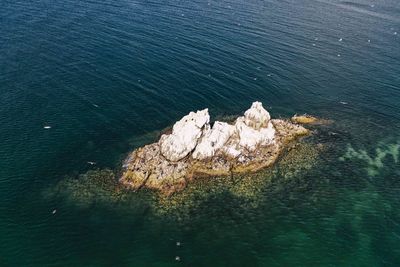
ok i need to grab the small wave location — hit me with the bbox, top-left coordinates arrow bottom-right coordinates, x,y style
315,0 -> 400,23
339,1 -> 371,9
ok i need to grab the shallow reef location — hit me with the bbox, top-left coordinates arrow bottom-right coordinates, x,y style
45,137 -> 325,220
153,140 -> 324,217
340,141 -> 400,176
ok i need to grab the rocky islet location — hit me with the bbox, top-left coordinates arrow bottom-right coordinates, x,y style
120,102 -> 310,195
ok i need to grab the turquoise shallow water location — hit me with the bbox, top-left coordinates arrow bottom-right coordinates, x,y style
1,0 -> 400,266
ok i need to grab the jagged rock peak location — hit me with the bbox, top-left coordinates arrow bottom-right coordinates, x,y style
159,108 -> 210,162
244,101 -> 271,130
235,117 -> 276,151
192,121 -> 235,160
159,102 -> 277,161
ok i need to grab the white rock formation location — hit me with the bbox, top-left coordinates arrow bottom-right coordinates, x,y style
243,101 -> 271,129
235,101 -> 275,151
160,109 -> 210,161
192,121 -> 235,160
235,118 -> 275,151
159,101 -> 276,161
222,144 -> 242,158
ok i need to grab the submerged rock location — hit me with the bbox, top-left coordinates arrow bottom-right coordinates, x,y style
121,102 -> 310,195
291,114 -> 318,124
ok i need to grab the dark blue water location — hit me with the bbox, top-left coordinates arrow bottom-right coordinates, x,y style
1,0 -> 400,266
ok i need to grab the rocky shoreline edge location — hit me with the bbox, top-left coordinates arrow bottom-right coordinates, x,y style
120,102 -> 313,195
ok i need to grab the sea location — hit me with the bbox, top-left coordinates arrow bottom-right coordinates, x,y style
1,0 -> 400,266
